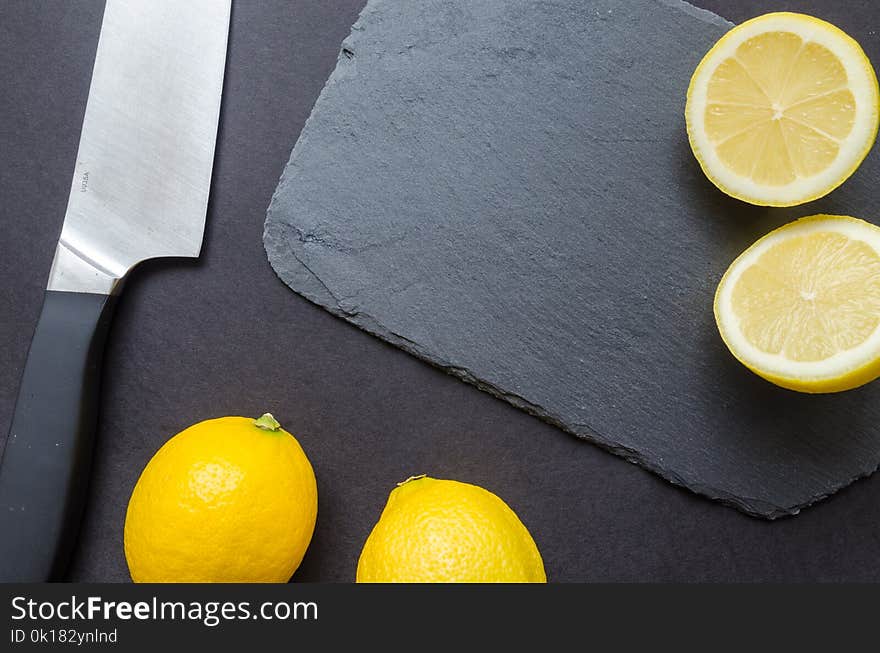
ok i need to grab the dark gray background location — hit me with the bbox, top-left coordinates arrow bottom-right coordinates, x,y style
2,0 -> 879,582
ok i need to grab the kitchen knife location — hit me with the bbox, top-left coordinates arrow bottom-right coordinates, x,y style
0,0 -> 230,582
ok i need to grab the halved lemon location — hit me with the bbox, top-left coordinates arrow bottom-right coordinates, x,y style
715,215 -> 880,393
686,13 -> 879,206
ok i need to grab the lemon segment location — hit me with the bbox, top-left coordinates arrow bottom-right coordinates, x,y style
686,13 -> 879,206
714,215 -> 880,392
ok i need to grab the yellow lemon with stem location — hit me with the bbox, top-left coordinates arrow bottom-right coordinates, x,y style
124,414 -> 317,582
357,475 -> 546,583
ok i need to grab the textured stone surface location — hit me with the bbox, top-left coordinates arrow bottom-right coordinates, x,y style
265,0 -> 880,519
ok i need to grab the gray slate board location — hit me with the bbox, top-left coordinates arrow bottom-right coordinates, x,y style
264,0 -> 880,518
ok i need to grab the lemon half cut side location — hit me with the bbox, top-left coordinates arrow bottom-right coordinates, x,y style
715,215 -> 880,393
686,12 -> 879,207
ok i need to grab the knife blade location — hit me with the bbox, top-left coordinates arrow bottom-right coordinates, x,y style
0,0 -> 230,581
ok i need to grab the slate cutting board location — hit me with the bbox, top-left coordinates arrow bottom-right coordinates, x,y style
264,0 -> 880,518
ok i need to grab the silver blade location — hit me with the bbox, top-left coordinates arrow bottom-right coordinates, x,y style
48,0 -> 230,294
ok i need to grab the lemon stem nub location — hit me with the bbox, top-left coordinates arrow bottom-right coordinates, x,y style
254,413 -> 281,432
397,474 -> 426,487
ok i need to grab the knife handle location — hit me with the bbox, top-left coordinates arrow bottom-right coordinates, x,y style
0,290 -> 116,582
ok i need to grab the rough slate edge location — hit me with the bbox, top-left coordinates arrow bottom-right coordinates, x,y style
659,0 -> 732,28
262,0 -> 824,520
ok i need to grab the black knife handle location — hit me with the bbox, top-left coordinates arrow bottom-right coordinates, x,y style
0,290 -> 116,582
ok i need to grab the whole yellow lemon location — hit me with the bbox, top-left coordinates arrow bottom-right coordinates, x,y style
357,475 -> 546,583
124,414 -> 317,583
